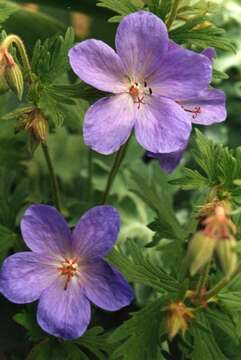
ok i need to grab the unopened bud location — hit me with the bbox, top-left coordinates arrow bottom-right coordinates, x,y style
165,302 -> 194,340
216,237 -> 237,276
187,231 -> 216,276
0,73 -> 9,94
5,62 -> 23,100
24,109 -> 48,142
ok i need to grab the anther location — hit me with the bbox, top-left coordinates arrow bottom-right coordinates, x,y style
149,88 -> 152,95
144,81 -> 147,87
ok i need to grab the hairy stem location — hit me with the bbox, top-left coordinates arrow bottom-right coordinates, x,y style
205,260 -> 241,301
41,143 -> 61,211
101,140 -> 130,204
1,34 -> 34,82
166,0 -> 181,30
196,261 -> 211,298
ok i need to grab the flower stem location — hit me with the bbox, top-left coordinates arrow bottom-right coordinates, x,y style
41,143 -> 61,211
101,140 -> 130,204
166,0 -> 181,30
87,149 -> 93,201
205,260 -> 241,301
1,34 -> 34,82
196,261 -> 211,298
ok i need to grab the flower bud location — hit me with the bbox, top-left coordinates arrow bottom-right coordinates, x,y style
165,302 -> 194,340
5,62 -> 24,100
0,73 -> 9,94
24,109 -> 48,143
187,231 -> 216,276
216,237 -> 237,276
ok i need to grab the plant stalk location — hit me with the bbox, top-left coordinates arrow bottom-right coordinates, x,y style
205,260 -> 241,301
41,143 -> 61,211
101,140 -> 130,204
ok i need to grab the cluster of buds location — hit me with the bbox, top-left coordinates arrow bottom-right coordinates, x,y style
0,46 -> 23,100
19,108 -> 48,144
165,302 -> 194,340
187,200 -> 237,276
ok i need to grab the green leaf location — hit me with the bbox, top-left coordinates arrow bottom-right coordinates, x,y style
0,224 -> 17,262
191,313 -> 228,360
170,16 -> 235,52
218,291 -> 241,312
97,0 -> 144,22
74,327 -> 113,359
0,0 -> 18,26
28,339 -> 87,360
31,27 -> 75,84
109,298 -> 165,360
13,307 -> 45,342
130,170 -> 185,241
170,130 -> 241,195
107,240 -> 179,293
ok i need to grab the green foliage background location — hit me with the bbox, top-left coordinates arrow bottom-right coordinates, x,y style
1,0 -> 241,359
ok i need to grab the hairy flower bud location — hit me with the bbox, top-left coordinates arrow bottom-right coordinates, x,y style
5,62 -> 24,100
216,236 -> 237,276
165,302 -> 194,340
187,231 -> 216,276
24,109 -> 48,143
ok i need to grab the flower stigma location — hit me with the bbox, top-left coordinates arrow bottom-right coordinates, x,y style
58,257 -> 79,290
128,81 -> 152,109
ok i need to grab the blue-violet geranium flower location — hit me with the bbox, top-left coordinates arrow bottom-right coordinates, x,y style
146,46 -> 226,173
68,11 -> 226,156
0,205 -> 133,340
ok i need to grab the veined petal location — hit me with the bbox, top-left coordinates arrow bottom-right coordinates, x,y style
0,252 -> 57,303
135,96 -> 191,153
72,206 -> 120,259
69,40 -> 126,93
83,260 -> 133,311
115,11 -> 168,79
37,278 -> 91,340
84,94 -> 135,155
149,46 -> 212,100
21,205 -> 72,256
180,88 -> 226,125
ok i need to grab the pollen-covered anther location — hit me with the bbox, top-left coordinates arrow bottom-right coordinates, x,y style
58,258 -> 79,290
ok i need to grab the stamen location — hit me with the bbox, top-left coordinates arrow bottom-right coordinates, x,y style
149,88 -> 152,95
182,106 -> 201,119
144,81 -> 147,87
58,258 -> 78,290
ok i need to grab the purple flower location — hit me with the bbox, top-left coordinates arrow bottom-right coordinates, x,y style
68,11 -> 225,155
0,205 -> 133,340
145,45 -> 226,173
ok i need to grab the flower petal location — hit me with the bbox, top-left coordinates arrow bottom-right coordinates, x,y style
21,205 -> 72,256
180,88 -> 227,125
149,46 -> 212,100
83,260 -> 133,311
115,11 -> 168,79
134,96 -> 191,153
0,252 -> 57,303
37,278 -> 90,340
202,47 -> 216,62
72,206 -> 120,259
84,94 -> 135,155
69,39 -> 126,93
148,145 -> 187,173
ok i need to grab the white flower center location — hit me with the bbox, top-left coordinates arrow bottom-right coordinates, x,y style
128,81 -> 152,109
58,257 -> 79,290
